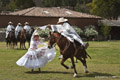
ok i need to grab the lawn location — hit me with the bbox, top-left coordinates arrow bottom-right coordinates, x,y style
0,41 -> 120,80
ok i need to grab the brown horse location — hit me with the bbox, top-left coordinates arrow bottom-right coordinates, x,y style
19,29 -> 26,49
6,29 -> 17,49
25,28 -> 34,47
48,31 -> 91,77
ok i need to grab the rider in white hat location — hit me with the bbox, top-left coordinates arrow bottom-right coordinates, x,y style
23,22 -> 31,33
6,21 -> 14,38
15,23 -> 23,39
58,17 -> 89,49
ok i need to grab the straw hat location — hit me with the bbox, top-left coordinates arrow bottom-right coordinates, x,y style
18,23 -> 22,26
34,32 -> 39,36
25,22 -> 29,25
8,21 -> 13,24
57,17 -> 68,23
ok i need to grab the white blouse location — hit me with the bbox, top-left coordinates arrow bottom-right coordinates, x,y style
29,30 -> 45,50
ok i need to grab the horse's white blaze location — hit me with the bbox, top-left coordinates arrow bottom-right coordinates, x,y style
73,73 -> 77,77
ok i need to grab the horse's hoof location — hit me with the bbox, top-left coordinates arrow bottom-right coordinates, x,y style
85,70 -> 89,73
73,73 -> 77,77
69,66 -> 73,69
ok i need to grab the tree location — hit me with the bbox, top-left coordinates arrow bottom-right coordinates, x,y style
6,0 -> 17,11
15,0 -> 35,9
87,0 -> 120,19
75,3 -> 89,13
0,0 -> 2,12
100,23 -> 111,40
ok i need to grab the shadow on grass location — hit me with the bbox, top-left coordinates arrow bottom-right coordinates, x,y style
89,47 -> 109,48
16,48 -> 28,50
77,72 -> 116,78
25,70 -> 73,74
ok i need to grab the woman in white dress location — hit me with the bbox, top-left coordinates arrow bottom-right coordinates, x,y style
16,29 -> 56,72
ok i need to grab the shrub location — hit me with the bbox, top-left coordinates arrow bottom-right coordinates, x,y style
38,28 -> 50,38
84,25 -> 98,40
100,23 -> 111,40
72,26 -> 83,36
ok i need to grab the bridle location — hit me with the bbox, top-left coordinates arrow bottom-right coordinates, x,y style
49,32 -> 62,48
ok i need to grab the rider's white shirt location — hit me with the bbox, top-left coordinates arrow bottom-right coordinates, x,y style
24,25 -> 31,32
15,25 -> 23,32
6,25 -> 14,32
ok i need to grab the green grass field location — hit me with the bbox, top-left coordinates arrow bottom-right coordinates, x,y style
0,41 -> 120,80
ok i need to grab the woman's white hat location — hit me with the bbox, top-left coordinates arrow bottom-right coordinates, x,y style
34,32 -> 39,36
57,17 -> 68,23
25,22 -> 29,25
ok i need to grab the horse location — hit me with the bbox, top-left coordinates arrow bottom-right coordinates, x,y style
6,29 -> 17,49
48,31 -> 91,77
19,29 -> 26,49
25,28 -> 35,47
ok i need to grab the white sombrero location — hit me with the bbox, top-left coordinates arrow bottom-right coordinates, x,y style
57,17 -> 68,23
34,32 -> 39,36
25,22 -> 29,25
8,21 -> 13,24
18,23 -> 22,25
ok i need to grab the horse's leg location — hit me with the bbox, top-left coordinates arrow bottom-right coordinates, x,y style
76,57 -> 89,73
9,42 -> 11,49
24,42 -> 26,49
6,41 -> 8,49
61,57 -> 69,69
28,41 -> 30,48
75,58 -> 78,63
71,57 -> 77,77
15,41 -> 18,49
20,41 -> 22,49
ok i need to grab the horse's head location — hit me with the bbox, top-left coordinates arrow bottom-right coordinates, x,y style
30,28 -> 35,34
48,32 -> 56,49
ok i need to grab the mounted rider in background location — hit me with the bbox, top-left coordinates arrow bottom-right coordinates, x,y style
15,23 -> 23,39
23,22 -> 31,34
6,21 -> 14,39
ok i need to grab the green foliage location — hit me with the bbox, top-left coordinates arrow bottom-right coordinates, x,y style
74,3 -> 89,13
15,0 -> 35,9
84,25 -> 98,37
7,1 -> 17,11
38,28 -> 50,38
87,0 -> 120,19
0,41 -> 120,80
100,23 -> 111,38
1,0 -> 9,7
0,0 -> 2,11
72,26 -> 83,35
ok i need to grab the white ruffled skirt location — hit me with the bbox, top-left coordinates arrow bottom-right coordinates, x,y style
16,46 -> 56,69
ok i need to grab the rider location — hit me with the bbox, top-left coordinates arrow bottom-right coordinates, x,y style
57,17 -> 89,49
6,21 -> 14,39
23,22 -> 31,34
15,23 -> 23,39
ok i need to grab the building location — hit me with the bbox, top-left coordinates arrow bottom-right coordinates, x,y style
99,20 -> 120,40
0,7 -> 101,28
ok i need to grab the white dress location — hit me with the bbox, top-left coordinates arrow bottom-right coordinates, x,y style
16,30 -> 56,69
